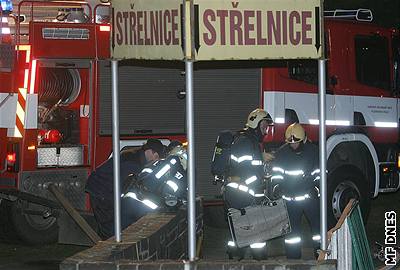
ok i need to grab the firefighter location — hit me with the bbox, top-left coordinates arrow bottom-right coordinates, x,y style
223,108 -> 275,259
271,123 -> 320,259
85,138 -> 166,239
123,141 -> 188,210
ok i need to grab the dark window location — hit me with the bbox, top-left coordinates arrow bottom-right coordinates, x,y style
288,60 -> 318,85
355,35 -> 390,90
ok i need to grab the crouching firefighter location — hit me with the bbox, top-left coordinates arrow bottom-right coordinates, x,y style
211,108 -> 275,259
271,123 -> 321,259
122,142 -> 188,213
85,139 -> 166,239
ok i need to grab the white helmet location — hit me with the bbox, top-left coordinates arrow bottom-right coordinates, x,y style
246,108 -> 273,129
169,144 -> 188,170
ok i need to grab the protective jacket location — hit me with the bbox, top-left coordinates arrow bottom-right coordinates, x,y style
224,129 -> 265,209
271,141 -> 320,259
126,147 -> 188,209
85,149 -> 148,239
272,142 -> 320,199
85,149 -> 146,202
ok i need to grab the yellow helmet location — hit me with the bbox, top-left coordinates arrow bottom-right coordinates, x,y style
246,108 -> 273,129
285,123 -> 306,143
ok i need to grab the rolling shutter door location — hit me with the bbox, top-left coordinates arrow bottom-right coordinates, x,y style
98,61 -> 185,135
194,68 -> 261,199
99,61 -> 261,199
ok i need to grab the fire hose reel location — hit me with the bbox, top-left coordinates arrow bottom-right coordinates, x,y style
38,68 -> 81,107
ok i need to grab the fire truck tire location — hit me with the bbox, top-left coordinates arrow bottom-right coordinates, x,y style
0,200 -> 19,242
327,168 -> 371,229
9,200 -> 58,245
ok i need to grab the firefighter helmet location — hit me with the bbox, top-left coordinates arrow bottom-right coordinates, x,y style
285,123 -> 306,143
169,144 -> 188,170
246,108 -> 273,129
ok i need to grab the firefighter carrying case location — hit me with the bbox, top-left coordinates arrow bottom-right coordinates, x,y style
227,198 -> 291,248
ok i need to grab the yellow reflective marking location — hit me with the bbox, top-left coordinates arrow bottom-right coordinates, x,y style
15,45 -> 31,51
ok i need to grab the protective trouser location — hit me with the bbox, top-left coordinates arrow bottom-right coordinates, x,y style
284,198 -> 320,259
222,184 -> 256,210
90,195 -> 151,240
90,195 -> 114,240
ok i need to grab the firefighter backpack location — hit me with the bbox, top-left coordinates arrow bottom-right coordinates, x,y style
211,130 -> 235,181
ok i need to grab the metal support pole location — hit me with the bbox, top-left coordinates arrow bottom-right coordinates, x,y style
185,59 -> 196,260
183,0 -> 196,261
318,59 -> 327,251
111,60 -> 121,242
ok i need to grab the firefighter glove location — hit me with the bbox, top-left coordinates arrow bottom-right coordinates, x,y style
262,151 -> 275,162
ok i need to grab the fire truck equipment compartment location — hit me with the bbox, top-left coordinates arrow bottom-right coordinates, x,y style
37,145 -> 83,167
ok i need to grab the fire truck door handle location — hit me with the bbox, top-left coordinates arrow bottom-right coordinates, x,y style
177,90 -> 186,99
330,75 -> 338,87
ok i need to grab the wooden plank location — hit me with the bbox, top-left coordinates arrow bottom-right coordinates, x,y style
48,184 -> 101,244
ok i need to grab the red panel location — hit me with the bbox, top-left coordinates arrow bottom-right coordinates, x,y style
365,127 -> 398,144
325,20 -> 393,98
30,22 -> 97,59
262,68 -> 317,94
96,24 -> 111,59
0,73 -> 12,92
0,129 -> 7,171
93,136 -> 112,168
21,130 -> 38,171
0,136 -> 20,189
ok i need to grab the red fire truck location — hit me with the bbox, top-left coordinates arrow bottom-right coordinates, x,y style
264,9 -> 400,226
0,0 -> 189,245
0,2 -> 399,245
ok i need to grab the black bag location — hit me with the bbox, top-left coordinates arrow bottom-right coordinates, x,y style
227,199 -> 291,248
211,130 -> 235,180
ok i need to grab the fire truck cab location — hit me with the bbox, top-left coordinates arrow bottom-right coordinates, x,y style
263,9 -> 400,225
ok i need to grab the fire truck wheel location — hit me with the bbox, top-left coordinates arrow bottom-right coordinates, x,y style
0,200 -> 19,242
10,200 -> 58,245
327,168 -> 371,229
